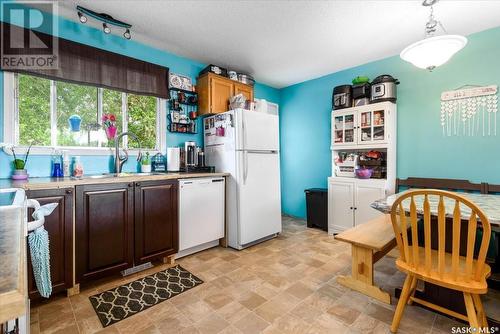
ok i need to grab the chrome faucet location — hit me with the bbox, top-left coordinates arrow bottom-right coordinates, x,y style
114,132 -> 142,173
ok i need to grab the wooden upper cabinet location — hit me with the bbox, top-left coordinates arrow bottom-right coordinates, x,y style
234,82 -> 254,102
210,75 -> 233,114
196,73 -> 254,115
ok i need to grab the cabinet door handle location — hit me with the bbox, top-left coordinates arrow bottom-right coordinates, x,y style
350,206 -> 354,210
136,182 -> 141,186
65,189 -> 73,194
128,183 -> 133,187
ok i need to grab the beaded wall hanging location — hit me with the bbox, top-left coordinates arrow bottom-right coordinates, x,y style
440,85 -> 498,136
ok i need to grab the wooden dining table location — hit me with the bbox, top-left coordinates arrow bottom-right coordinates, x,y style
371,191 -> 500,230
371,190 -> 500,325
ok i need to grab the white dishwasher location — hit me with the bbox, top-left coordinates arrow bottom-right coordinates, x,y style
178,177 -> 225,258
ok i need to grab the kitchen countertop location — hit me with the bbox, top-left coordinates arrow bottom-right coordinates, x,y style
0,189 -> 27,324
0,172 -> 229,190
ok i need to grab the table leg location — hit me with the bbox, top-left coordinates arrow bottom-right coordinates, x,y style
337,245 -> 391,304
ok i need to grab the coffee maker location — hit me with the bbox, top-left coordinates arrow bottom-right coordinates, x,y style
184,141 -> 196,167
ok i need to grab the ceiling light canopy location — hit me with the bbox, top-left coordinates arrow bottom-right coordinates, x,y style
400,0 -> 467,71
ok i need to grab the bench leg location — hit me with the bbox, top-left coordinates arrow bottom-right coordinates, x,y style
336,245 -> 391,304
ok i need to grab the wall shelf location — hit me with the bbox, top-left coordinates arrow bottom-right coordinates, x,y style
168,87 -> 197,134
169,87 -> 197,95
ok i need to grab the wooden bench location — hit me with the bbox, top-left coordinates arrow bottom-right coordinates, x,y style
335,214 -> 397,304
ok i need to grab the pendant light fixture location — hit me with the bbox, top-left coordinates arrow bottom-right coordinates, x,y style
400,0 -> 467,71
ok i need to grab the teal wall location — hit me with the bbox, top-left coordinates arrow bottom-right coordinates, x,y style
0,4 -> 280,177
280,27 -> 500,218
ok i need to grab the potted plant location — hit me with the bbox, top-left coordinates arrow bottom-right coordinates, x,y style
102,113 -> 117,140
11,144 -> 33,180
141,152 -> 151,173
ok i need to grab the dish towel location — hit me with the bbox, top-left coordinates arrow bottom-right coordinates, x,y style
28,203 -> 58,298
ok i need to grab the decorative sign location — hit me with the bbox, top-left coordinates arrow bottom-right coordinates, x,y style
440,85 -> 498,137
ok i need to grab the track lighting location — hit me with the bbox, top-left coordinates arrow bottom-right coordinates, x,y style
102,23 -> 111,34
76,5 -> 132,40
77,11 -> 87,23
123,28 -> 131,40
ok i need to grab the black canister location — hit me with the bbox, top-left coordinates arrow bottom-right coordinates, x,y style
332,85 -> 352,110
197,151 -> 205,167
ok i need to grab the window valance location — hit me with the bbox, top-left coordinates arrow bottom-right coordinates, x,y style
1,23 -> 170,99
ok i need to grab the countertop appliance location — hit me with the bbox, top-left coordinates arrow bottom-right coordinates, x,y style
178,177 -> 225,258
370,75 -> 399,103
332,85 -> 353,110
352,83 -> 371,106
204,109 -> 281,250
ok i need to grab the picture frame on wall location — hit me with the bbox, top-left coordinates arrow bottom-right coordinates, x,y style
169,73 -> 192,91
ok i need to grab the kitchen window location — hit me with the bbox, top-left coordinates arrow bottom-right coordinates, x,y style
3,72 -> 167,155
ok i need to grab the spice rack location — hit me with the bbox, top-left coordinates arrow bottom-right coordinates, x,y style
168,88 -> 198,134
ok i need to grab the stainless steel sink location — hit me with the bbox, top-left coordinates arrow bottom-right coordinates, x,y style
82,172 -> 166,179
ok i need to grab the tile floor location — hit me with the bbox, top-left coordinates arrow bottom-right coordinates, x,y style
31,216 -> 498,334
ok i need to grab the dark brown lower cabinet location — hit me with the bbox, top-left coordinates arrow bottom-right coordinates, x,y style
26,188 -> 73,299
75,182 -> 134,282
134,180 -> 178,264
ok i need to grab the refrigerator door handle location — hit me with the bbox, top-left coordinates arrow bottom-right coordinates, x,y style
243,150 -> 248,185
242,110 -> 246,151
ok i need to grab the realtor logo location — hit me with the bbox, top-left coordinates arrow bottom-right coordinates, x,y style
1,1 -> 58,70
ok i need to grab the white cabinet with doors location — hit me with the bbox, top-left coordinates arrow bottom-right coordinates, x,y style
328,101 -> 397,234
328,178 -> 386,233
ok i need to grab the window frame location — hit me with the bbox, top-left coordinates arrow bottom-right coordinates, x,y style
2,72 -> 167,156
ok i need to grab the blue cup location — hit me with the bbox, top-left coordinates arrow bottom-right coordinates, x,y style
68,115 -> 82,132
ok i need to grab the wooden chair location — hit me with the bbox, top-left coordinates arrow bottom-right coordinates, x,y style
389,189 -> 492,333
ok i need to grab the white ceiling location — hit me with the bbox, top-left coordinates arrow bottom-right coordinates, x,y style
55,0 -> 500,88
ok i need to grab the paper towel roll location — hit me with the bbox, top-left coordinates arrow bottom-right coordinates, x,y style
167,147 -> 180,172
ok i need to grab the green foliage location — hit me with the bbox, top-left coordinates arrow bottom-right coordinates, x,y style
127,94 -> 157,149
18,74 -> 51,146
17,74 -> 158,150
14,159 -> 25,169
56,81 -> 98,147
141,152 -> 151,165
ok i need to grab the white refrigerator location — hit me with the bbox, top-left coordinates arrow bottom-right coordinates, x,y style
204,109 -> 281,250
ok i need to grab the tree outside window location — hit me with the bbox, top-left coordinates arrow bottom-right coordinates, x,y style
16,74 -> 159,151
